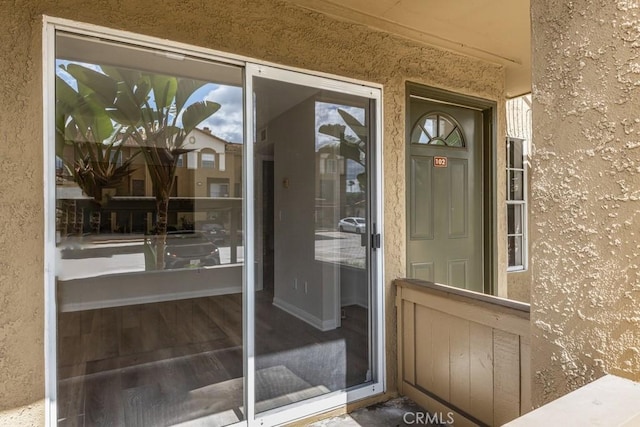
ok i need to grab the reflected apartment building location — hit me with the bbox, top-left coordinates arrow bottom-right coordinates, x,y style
57,127 -> 359,238
57,127 -> 243,237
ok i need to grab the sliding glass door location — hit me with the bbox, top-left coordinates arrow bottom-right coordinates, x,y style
49,25 -> 382,427
249,66 -> 382,421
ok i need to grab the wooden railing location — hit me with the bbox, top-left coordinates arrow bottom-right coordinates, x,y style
396,279 -> 531,427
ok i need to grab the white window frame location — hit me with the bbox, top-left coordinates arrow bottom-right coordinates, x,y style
209,181 -> 230,198
506,137 -> 528,272
201,152 -> 216,169
43,16 -> 384,427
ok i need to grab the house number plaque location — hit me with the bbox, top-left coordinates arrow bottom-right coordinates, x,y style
434,156 -> 448,168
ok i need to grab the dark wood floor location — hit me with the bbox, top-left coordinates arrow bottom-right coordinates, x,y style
57,292 -> 368,426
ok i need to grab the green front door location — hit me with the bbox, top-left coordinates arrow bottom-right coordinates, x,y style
407,97 -> 484,292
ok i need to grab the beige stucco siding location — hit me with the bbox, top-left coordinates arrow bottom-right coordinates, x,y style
531,0 -> 640,407
508,270 -> 531,303
0,0 -> 505,423
0,5 -> 47,427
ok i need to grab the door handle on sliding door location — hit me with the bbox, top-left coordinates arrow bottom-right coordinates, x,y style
371,223 -> 381,251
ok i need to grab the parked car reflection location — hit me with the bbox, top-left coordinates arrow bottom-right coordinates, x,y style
200,223 -> 228,245
162,231 -> 221,269
338,217 -> 366,234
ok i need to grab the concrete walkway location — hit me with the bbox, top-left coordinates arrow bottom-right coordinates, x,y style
309,397 -> 444,427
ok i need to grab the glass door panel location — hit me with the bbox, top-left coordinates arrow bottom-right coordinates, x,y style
252,75 -> 373,414
54,32 -> 245,426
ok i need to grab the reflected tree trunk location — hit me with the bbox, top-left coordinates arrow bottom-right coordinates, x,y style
155,197 -> 170,269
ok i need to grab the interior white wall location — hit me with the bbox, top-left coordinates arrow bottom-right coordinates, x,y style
339,265 -> 368,308
271,97 -> 321,322
58,265 -> 242,312
268,95 -> 345,330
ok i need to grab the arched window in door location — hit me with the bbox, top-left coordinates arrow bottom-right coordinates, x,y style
411,112 -> 465,147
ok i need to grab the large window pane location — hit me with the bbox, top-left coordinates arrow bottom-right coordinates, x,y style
55,33 -> 244,426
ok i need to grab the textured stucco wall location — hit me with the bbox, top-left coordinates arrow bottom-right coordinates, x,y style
531,0 -> 640,407
0,0 -> 505,423
508,270 -> 532,303
0,4 -> 47,427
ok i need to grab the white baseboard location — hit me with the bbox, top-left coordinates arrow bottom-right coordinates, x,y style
272,297 -> 337,331
340,296 -> 369,309
61,286 -> 242,312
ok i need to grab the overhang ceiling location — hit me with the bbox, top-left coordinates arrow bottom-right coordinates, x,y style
286,0 -> 531,98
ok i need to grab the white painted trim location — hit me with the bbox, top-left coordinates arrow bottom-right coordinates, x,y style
249,64 -> 381,99
340,298 -> 369,309
272,297 -> 338,332
374,86 -> 386,392
59,286 -> 242,312
42,18 -> 58,427
243,66 -> 256,425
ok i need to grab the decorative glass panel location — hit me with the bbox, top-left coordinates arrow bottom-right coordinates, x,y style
439,116 -> 455,138
445,129 -> 463,147
411,113 -> 465,147
424,116 -> 436,139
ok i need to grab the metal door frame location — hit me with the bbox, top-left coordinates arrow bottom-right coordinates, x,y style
246,64 -> 385,426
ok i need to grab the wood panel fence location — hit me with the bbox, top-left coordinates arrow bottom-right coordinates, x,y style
396,279 -> 531,426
